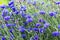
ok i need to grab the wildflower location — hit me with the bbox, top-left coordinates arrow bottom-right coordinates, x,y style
52,31 -> 60,36
8,0 -> 14,8
39,10 -> 45,15
27,27 -> 32,32
41,2 -> 44,5
18,26 -> 25,33
39,18 -> 45,23
4,16 -> 10,21
55,1 -> 60,5
32,1 -> 36,5
35,23 -> 41,27
33,28 -> 39,32
39,28 -> 44,33
9,28 -> 14,33
58,24 -> 60,29
25,14 -> 31,18
49,12 -> 56,17
33,35 -> 39,40
21,34 -> 26,38
8,1 -> 14,6
2,36 -> 6,40
26,18 -> 33,23
11,7 -> 16,12
20,5 -> 27,11
6,23 -> 12,27
14,11 -> 19,14
2,9 -> 8,17
0,5 -> 6,9
44,23 -> 50,29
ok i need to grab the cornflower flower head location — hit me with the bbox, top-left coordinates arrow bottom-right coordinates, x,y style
21,34 -> 26,38
25,14 -> 31,18
39,18 -> 46,23
8,1 -> 14,7
4,16 -> 10,21
49,12 -> 56,17
39,10 -> 45,15
33,27 -> 39,32
58,24 -> 60,29
39,28 -> 44,33
33,35 -> 39,40
44,22 -> 50,29
55,1 -> 60,5
18,26 -> 26,33
52,31 -> 60,36
2,36 -> 6,40
2,9 -> 8,17
35,23 -> 41,27
26,18 -> 33,23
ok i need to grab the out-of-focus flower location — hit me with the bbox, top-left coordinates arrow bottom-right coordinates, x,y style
39,28 -> 44,33
2,9 -> 8,17
35,23 -> 41,27
33,28 -> 39,32
26,18 -> 33,23
39,10 -> 45,15
44,23 -> 50,29
52,31 -> 60,36
55,1 -> 60,5
33,35 -> 39,40
18,26 -> 25,33
58,24 -> 60,29
39,18 -> 45,23
21,34 -> 26,38
2,36 -> 6,40
4,16 -> 10,21
49,12 -> 56,17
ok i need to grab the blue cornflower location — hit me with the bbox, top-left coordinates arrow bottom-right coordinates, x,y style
52,31 -> 60,36
1,25 -> 4,29
11,7 -> 16,12
55,1 -> 60,5
20,5 -> 27,11
14,10 -> 19,14
39,28 -> 44,33
9,28 -> 14,33
27,27 -> 32,32
23,22 -> 28,26
44,23 -> 50,29
49,12 -> 56,17
33,28 -> 39,32
4,16 -> 10,21
2,9 -> 8,17
32,1 -> 36,5
25,14 -> 31,18
6,23 -> 12,27
0,5 -> 6,9
34,35 -> 39,40
39,18 -> 45,23
26,18 -> 33,23
35,23 -> 41,27
0,32 -> 2,36
18,26 -> 25,33
21,34 -> 26,38
39,10 -> 45,15
2,36 -> 6,40
58,24 -> 60,29
41,2 -> 44,5
20,11 -> 26,17
8,1 -> 14,6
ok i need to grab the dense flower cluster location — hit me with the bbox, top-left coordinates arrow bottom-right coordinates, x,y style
0,0 -> 60,40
